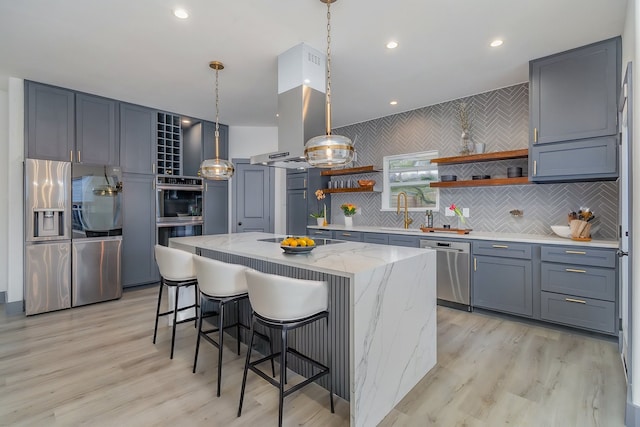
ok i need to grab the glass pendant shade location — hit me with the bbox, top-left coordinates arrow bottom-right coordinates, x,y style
200,157 -> 234,180
304,134 -> 354,168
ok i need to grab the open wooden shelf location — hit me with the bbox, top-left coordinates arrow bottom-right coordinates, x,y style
323,185 -> 377,194
430,177 -> 531,188
430,149 -> 528,165
320,165 -> 380,176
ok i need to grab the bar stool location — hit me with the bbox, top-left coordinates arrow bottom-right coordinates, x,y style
153,245 -> 199,359
192,255 -> 274,397
238,270 -> 334,427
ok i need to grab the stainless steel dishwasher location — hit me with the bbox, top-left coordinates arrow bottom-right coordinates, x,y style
420,240 -> 471,311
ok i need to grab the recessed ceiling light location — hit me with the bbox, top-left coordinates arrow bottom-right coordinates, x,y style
173,8 -> 189,19
490,39 -> 503,47
304,78 -> 311,84
386,41 -> 399,49
390,101 -> 398,106
182,119 -> 191,124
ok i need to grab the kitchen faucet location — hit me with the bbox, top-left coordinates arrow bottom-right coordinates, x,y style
396,192 -> 413,229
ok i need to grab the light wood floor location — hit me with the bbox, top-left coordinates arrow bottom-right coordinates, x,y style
0,286 -> 626,426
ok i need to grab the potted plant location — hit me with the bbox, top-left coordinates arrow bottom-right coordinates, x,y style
340,203 -> 357,228
310,190 -> 327,226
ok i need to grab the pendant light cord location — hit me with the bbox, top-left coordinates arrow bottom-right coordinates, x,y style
325,0 -> 332,136
214,67 -> 220,159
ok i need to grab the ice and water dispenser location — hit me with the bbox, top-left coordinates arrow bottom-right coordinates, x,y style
33,208 -> 65,238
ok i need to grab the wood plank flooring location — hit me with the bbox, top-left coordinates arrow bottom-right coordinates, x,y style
0,286 -> 626,426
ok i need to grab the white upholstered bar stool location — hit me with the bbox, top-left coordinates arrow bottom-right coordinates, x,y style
192,255 -> 275,397
153,245 -> 199,359
238,270 -> 334,427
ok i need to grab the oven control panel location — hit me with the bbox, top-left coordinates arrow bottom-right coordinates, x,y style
157,175 -> 203,187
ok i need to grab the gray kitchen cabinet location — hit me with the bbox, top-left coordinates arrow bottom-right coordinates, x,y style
156,112 -> 181,176
25,81 -> 75,161
202,121 -> 229,162
286,169 -> 330,236
75,93 -> 118,166
363,233 -> 389,245
388,234 -> 420,248
121,173 -> 159,287
333,230 -> 363,242
529,37 -> 620,182
473,241 -> 533,317
539,245 -> 617,335
182,121 -> 203,177
307,228 -> 332,238
120,103 -> 156,174
204,180 -> 228,235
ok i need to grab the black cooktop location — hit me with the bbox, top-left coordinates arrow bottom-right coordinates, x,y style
258,237 -> 345,246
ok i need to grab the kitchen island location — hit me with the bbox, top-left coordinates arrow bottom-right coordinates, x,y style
170,232 -> 436,427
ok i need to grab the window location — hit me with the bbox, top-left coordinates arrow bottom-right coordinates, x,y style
382,151 -> 439,211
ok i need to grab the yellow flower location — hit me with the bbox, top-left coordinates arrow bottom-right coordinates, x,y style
340,203 -> 357,216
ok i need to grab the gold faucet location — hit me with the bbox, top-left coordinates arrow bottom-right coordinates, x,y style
396,192 -> 413,229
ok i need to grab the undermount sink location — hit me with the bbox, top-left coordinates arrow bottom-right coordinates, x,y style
378,227 -> 423,233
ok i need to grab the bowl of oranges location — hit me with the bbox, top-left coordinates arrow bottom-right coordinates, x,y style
280,236 -> 316,254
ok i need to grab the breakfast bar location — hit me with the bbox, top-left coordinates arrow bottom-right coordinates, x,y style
170,232 -> 437,427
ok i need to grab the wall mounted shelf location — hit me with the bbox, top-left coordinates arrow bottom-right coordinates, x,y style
431,177 -> 531,188
320,165 -> 380,176
323,185 -> 377,194
430,149 -> 528,165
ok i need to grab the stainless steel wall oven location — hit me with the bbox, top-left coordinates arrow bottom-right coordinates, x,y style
156,175 -> 204,246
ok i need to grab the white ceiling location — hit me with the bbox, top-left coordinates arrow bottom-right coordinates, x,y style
0,0 -> 629,128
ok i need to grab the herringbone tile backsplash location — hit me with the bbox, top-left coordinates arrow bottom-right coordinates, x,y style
329,83 -> 618,239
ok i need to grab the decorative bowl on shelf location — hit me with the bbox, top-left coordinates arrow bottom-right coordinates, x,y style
357,179 -> 375,187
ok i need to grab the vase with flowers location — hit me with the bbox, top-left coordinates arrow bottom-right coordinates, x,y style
457,102 -> 473,155
310,189 -> 328,226
341,203 -> 357,228
449,203 -> 471,231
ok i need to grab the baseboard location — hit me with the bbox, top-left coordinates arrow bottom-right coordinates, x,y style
627,383 -> 640,427
0,291 -> 5,304
5,300 -> 24,316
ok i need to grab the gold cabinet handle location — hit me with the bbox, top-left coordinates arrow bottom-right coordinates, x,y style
566,268 -> 586,273
342,233 -> 351,236
304,178 -> 307,187
303,190 -> 306,199
492,244 -> 509,249
534,127 -> 538,143
533,160 -> 537,176
70,150 -> 74,162
152,164 -> 156,174
205,183 -> 208,191
565,298 -> 586,304
565,250 -> 586,255
77,150 -> 81,163
314,231 -> 324,234
474,257 -> 477,271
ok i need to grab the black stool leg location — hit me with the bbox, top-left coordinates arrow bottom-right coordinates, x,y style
193,295 -> 204,373
327,316 -> 334,413
238,317 -> 256,417
193,284 -> 199,328
216,301 -> 225,397
236,300 -> 241,356
278,327 -> 287,427
170,286 -> 179,359
153,280 -> 164,344
269,330 -> 276,377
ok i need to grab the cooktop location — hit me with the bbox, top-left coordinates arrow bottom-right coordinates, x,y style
257,237 -> 345,246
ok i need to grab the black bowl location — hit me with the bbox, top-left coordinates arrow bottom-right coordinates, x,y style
440,175 -> 457,182
507,167 -> 523,178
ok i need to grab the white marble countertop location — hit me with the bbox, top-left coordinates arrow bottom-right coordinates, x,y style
308,225 -> 618,249
169,231 -> 433,278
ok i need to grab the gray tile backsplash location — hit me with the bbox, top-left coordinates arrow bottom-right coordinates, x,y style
328,83 -> 618,239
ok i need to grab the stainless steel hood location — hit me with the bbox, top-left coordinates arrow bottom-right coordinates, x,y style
250,43 -> 326,169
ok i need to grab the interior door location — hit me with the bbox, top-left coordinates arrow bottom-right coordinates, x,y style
232,159 -> 274,233
618,62 -> 633,385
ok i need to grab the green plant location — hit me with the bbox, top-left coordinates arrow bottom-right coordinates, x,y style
341,203 -> 357,216
310,189 -> 326,218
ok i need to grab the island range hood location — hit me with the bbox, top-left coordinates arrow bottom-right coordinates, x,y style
250,43 -> 326,169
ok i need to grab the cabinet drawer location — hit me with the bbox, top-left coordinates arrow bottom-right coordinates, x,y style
388,235 -> 419,248
541,263 -> 615,301
540,291 -> 615,334
473,241 -> 532,259
363,233 -> 389,245
333,230 -> 363,242
541,245 -> 616,268
307,229 -> 332,238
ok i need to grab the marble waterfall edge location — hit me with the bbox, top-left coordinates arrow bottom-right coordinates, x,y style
352,251 -> 437,427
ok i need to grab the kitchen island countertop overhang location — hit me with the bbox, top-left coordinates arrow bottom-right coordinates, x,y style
169,232 -> 437,427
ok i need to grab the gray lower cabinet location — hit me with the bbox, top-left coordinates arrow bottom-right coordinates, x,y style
363,233 -> 389,245
120,103 -> 156,174
121,173 -> 159,287
75,93 -> 118,166
333,230 -> 363,242
25,81 -> 75,161
473,241 -> 533,317
540,245 -> 617,334
204,180 -> 228,235
307,228 -> 332,238
388,234 -> 420,247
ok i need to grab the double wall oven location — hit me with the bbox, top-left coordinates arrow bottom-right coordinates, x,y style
156,175 -> 204,247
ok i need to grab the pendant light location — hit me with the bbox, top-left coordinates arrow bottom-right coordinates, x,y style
200,61 -> 235,180
304,0 -> 355,168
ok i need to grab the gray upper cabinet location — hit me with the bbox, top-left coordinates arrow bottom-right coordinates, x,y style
120,103 -> 156,174
26,81 -> 75,161
529,37 -> 620,182
182,121 -> 203,177
75,93 -> 118,166
204,180 -> 228,235
202,121 -> 229,162
286,169 -> 330,235
121,173 -> 159,287
287,188 -> 308,236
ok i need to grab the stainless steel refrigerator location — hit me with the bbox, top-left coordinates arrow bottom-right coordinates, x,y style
25,159 -> 123,315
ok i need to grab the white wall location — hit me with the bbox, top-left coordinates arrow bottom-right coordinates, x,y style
228,126 -> 286,234
0,88 -> 8,296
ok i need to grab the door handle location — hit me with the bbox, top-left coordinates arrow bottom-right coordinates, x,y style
238,222 -> 242,226
565,250 -> 586,255
534,127 -> 538,143
70,150 -> 74,162
565,298 -> 586,304
533,160 -> 537,176
77,150 -> 81,163
303,190 -> 306,199
474,257 -> 477,271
